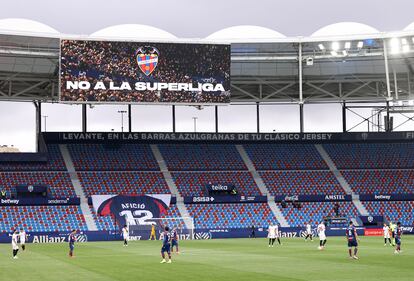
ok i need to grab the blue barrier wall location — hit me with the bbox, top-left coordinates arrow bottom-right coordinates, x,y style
359,194 -> 414,201
2,227 -> 412,243
184,195 -> 267,204
0,231 -> 119,243
0,197 -> 80,206
275,195 -> 352,202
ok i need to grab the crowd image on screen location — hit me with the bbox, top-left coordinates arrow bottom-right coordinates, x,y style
60,40 -> 231,103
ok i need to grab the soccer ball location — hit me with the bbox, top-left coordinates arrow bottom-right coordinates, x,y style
318,246 -> 322,250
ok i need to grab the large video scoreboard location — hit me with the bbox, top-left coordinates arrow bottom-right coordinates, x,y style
59,39 -> 231,104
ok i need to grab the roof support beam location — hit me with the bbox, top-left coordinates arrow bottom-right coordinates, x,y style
231,84 -> 258,100
305,82 -> 339,98
342,81 -> 372,98
0,89 -> 8,97
12,80 -> 49,97
263,83 -> 295,100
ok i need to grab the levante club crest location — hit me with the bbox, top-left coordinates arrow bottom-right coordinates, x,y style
136,46 -> 159,76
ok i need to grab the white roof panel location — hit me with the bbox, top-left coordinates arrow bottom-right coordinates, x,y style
206,25 -> 286,42
0,18 -> 59,34
311,22 -> 379,37
90,24 -> 177,39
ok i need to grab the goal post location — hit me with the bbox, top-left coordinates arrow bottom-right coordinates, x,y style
126,217 -> 194,240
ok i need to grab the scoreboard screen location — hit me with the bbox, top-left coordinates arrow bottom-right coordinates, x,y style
59,39 -> 231,104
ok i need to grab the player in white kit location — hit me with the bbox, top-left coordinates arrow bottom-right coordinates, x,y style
267,223 -> 281,247
304,223 -> 313,241
12,230 -> 19,259
317,222 -> 327,250
19,228 -> 27,251
383,223 -> 391,246
122,225 -> 129,246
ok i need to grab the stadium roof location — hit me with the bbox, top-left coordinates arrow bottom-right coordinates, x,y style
404,22 -> 414,31
311,22 -> 379,37
0,18 -> 414,104
0,18 -> 59,34
206,25 -> 286,42
90,24 -> 177,40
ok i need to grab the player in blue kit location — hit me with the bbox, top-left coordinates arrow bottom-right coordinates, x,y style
171,227 -> 180,254
68,230 -> 77,258
160,226 -> 172,264
394,222 -> 403,254
346,221 -> 359,260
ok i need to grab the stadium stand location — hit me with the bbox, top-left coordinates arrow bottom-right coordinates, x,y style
162,204 -> 182,219
78,171 -> 170,197
342,170 -> 414,194
362,201 -> 414,226
90,206 -> 116,231
323,143 -> 414,169
68,144 -> 159,171
171,171 -> 261,196
0,144 -> 66,171
2,141 -> 413,235
158,144 -> 247,171
158,204 -> 185,229
0,205 -> 87,232
279,202 -> 360,227
0,172 -> 76,197
186,203 -> 276,229
244,144 -> 328,170
260,171 -> 344,195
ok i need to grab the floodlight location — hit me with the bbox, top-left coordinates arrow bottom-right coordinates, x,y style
306,57 -> 314,66
402,45 -> 410,53
390,38 -> 400,54
331,42 -> 340,51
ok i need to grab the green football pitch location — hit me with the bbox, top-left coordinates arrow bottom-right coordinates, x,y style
0,237 -> 413,281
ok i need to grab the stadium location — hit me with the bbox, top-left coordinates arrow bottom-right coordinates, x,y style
0,2 -> 413,281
